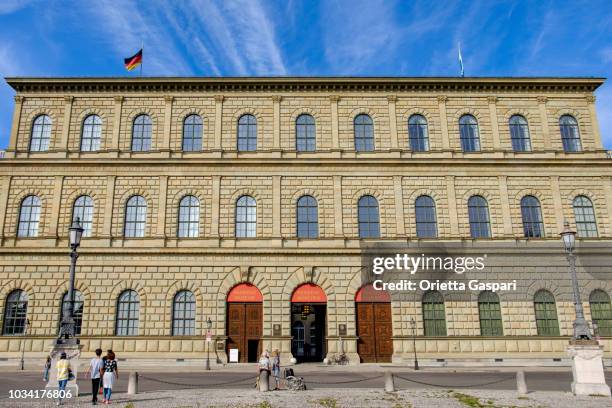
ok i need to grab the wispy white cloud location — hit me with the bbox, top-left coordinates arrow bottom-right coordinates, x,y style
320,0 -> 401,73
188,0 -> 287,75
0,0 -> 36,15
86,0 -> 193,75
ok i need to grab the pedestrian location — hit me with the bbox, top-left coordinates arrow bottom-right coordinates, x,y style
258,350 -> 271,373
56,352 -> 71,406
85,348 -> 104,405
271,349 -> 281,390
100,350 -> 118,404
43,355 -> 51,382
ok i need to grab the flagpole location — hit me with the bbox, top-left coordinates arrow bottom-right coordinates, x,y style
140,41 -> 143,77
458,42 -> 465,78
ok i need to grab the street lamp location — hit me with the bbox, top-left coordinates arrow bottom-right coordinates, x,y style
410,317 -> 419,370
205,317 -> 212,370
58,218 -> 84,344
560,220 -> 592,340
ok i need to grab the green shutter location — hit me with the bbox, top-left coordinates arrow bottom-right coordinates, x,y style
534,290 -> 560,336
478,291 -> 503,336
590,290 -> 612,336
422,291 -> 447,336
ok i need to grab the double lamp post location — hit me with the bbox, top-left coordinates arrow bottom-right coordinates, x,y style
57,218 -> 84,345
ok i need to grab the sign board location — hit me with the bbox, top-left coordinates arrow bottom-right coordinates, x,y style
229,348 -> 239,363
206,330 -> 212,342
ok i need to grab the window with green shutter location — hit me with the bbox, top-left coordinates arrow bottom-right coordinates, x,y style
422,291 -> 446,336
590,290 -> 612,336
478,291 -> 503,336
534,290 -> 560,336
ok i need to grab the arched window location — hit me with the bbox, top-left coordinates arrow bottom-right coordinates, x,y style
358,195 -> 380,238
408,114 -> 429,151
131,114 -> 152,152
237,114 -> 257,152
172,290 -> 196,336
509,115 -> 531,152
415,195 -> 437,238
590,290 -> 612,336
2,290 -> 28,335
182,114 -> 203,151
17,195 -> 41,238
468,195 -> 491,238
30,115 -> 52,152
559,115 -> 581,152
534,290 -> 559,336
459,114 -> 480,152
297,195 -> 318,238
236,195 -> 256,238
59,290 -> 84,336
80,115 -> 102,152
573,195 -> 598,238
478,291 -> 503,336
354,114 -> 374,152
296,114 -> 316,152
521,195 -> 544,238
72,195 -> 94,237
422,291 -> 446,336
124,196 -> 147,238
178,195 -> 200,238
115,290 -> 139,336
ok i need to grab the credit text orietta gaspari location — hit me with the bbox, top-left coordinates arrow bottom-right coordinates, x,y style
371,254 -> 517,293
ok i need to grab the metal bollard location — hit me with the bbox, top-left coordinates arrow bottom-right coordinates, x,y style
516,370 -> 527,395
384,371 -> 395,392
259,370 -> 270,392
128,372 -> 139,395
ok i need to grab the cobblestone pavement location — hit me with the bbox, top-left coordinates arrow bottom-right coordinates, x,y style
1,388 -> 610,408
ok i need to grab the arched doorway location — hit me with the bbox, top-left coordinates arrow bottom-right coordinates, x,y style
355,284 -> 392,363
226,283 -> 263,363
291,283 -> 326,362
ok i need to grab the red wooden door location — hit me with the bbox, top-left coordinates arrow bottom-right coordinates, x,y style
374,303 -> 393,361
356,302 -> 392,363
226,302 -> 262,363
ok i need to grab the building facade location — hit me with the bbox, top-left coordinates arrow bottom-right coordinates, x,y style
0,77 -> 611,366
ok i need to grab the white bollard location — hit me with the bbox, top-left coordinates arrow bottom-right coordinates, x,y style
127,372 -> 138,395
384,371 -> 395,392
516,370 -> 527,395
259,370 -> 270,392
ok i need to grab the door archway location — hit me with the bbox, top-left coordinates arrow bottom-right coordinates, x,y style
355,284 -> 392,363
226,283 -> 263,363
291,283 -> 327,362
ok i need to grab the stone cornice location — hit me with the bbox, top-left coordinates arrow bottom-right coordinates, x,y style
5,76 -> 605,94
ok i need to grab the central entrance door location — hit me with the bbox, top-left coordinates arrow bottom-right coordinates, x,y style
226,283 -> 263,363
356,284 -> 392,363
291,283 -> 327,363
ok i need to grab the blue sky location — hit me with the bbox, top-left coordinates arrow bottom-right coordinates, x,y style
0,0 -> 611,148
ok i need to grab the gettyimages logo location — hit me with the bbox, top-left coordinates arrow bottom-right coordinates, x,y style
359,244 -> 518,296
372,253 -> 486,275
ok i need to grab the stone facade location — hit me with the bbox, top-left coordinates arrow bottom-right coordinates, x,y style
0,77 -> 611,365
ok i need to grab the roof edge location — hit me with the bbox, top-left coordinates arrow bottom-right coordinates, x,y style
5,76 -> 605,93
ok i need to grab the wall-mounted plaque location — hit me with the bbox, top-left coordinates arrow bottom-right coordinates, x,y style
273,324 -> 281,336
338,324 -> 347,336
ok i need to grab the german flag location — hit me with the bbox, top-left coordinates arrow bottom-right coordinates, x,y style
124,49 -> 142,71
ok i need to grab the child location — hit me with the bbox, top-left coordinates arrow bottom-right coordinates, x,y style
56,352 -> 71,406
43,356 -> 51,382
101,350 -> 118,404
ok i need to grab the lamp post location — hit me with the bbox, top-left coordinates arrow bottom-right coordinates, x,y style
560,220 -> 592,340
20,319 -> 30,371
410,317 -> 419,370
58,218 -> 84,345
205,317 -> 212,370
